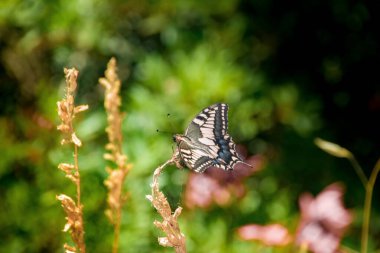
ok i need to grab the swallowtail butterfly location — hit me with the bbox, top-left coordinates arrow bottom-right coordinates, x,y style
173,103 -> 252,173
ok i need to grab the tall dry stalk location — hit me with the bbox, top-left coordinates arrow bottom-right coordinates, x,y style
56,68 -> 88,253
146,151 -> 187,253
99,57 -> 132,253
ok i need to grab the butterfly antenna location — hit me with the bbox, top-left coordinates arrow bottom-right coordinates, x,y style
156,112 -> 176,136
166,113 -> 177,133
156,129 -> 173,135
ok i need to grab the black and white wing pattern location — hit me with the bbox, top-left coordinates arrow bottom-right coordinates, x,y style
173,103 -> 251,173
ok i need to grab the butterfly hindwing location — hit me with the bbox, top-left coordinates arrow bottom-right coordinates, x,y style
178,138 -> 214,173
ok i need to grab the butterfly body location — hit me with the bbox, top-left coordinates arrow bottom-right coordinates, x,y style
173,103 -> 251,173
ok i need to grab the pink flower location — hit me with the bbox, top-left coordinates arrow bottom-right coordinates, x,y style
184,154 -> 263,209
296,183 -> 353,253
237,224 -> 292,246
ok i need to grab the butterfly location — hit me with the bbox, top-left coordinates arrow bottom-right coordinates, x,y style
173,103 -> 252,173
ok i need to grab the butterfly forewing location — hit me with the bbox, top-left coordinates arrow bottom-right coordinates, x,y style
185,103 -> 228,138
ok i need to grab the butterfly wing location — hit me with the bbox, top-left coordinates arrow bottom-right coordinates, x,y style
177,139 -> 215,173
180,103 -> 245,172
185,103 -> 228,138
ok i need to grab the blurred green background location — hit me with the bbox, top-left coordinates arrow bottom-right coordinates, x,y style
0,0 -> 379,252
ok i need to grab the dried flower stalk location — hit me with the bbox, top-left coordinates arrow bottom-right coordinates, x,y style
100,58 -> 132,253
56,68 -> 88,253
146,151 -> 186,253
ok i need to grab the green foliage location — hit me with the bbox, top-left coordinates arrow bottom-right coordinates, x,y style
0,0 -> 379,252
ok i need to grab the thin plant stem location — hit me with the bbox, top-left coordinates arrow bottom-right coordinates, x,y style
100,58 -> 131,253
314,138 -> 378,253
74,145 -> 81,207
361,158 -> 380,253
348,154 -> 368,188
341,245 -> 360,253
152,158 -> 174,188
113,208 -> 121,253
314,138 -> 368,187
147,152 -> 186,253
57,68 -> 88,253
74,145 -> 85,253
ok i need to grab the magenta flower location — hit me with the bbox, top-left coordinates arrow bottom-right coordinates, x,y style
296,183 -> 353,253
184,154 -> 262,209
237,224 -> 292,246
